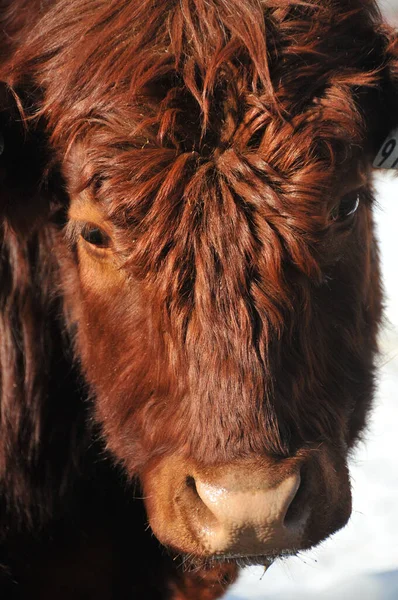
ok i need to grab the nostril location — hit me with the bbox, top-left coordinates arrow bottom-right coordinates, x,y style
184,475 -> 220,532
283,470 -> 307,529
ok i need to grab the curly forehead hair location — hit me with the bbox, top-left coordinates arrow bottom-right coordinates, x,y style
8,0 -> 393,152
8,1 -> 389,256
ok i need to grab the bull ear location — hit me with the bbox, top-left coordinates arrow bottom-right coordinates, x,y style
0,81 -> 51,233
373,31 -> 398,170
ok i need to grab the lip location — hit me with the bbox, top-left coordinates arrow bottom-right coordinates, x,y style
166,547 -> 296,571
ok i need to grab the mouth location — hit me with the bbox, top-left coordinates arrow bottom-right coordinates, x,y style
167,547 -> 298,573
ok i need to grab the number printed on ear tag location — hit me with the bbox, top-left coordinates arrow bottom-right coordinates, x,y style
374,128 -> 398,169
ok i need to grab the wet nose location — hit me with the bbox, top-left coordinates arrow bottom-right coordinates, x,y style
191,467 -> 308,556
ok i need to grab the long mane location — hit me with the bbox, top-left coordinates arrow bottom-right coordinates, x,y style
0,81 -> 90,529
0,219 -> 87,527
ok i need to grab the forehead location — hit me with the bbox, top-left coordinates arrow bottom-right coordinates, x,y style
56,1 -> 383,171
66,116 -> 367,237
57,0 -> 382,242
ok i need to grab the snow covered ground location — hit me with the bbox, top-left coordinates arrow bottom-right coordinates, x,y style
380,0 -> 398,23
225,175 -> 398,599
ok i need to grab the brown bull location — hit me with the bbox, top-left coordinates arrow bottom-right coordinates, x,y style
0,0 -> 396,598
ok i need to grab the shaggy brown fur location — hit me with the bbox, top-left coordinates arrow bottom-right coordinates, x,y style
0,0 -> 397,598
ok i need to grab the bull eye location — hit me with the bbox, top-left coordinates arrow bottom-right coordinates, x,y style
80,224 -> 110,249
330,192 -> 360,223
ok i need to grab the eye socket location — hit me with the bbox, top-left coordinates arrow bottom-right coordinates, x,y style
80,224 -> 111,249
330,191 -> 360,223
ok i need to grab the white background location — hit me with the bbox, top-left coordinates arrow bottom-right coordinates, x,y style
227,3 -> 398,598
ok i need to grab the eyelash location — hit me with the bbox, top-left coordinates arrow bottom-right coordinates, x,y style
330,192 -> 360,223
80,224 -> 111,248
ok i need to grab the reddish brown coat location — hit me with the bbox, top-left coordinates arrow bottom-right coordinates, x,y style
0,0 -> 397,598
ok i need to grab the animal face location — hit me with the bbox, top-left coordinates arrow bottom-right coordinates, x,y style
1,0 -> 397,569
61,120 -> 376,562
